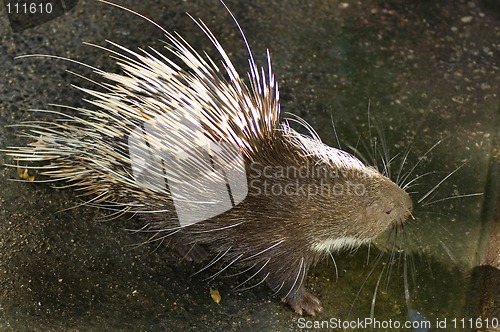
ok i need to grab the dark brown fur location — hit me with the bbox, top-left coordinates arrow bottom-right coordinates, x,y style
138,133 -> 413,315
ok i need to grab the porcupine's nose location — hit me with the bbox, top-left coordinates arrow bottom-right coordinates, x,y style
393,190 -> 413,226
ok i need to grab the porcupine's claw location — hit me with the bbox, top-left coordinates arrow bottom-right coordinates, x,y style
285,288 -> 322,316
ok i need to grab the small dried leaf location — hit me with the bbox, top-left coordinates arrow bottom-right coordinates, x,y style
17,168 -> 35,181
209,288 -> 221,304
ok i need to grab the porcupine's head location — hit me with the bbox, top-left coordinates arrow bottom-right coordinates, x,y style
266,127 -> 414,254
198,99 -> 414,259
4,2 -> 413,254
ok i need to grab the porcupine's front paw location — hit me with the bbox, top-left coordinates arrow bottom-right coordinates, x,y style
285,288 -> 322,315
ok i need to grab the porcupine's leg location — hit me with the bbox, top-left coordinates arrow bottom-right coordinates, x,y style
259,254 -> 322,315
284,285 -> 322,316
169,230 -> 209,263
138,215 -> 208,263
174,241 -> 208,263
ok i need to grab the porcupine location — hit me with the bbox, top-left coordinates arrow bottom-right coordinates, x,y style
4,1 -> 413,315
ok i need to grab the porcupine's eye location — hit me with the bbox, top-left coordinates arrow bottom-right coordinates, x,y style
365,199 -> 396,224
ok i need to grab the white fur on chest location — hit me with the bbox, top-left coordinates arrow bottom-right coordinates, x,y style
311,236 -> 366,253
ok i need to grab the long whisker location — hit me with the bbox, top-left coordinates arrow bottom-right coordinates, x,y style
417,160 -> 468,204
192,247 -> 231,276
328,251 -> 339,282
369,264 -> 386,322
402,171 -> 438,191
282,257 -> 304,300
241,240 -> 284,261
399,138 -> 446,187
236,272 -> 270,292
206,254 -> 244,280
234,258 -> 271,290
330,110 -> 342,150
395,143 -> 413,185
421,192 -> 482,206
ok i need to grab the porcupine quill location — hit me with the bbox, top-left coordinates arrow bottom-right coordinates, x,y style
4,1 -> 413,315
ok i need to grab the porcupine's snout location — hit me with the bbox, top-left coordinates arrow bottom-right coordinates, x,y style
362,177 -> 413,239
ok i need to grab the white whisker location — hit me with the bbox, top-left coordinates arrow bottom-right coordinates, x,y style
192,247 -> 231,276
234,258 -> 271,290
421,192 -> 482,206
241,240 -> 284,261
238,272 -> 270,292
206,254 -> 244,280
328,251 -> 339,282
282,257 -> 304,300
417,160 -> 468,204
